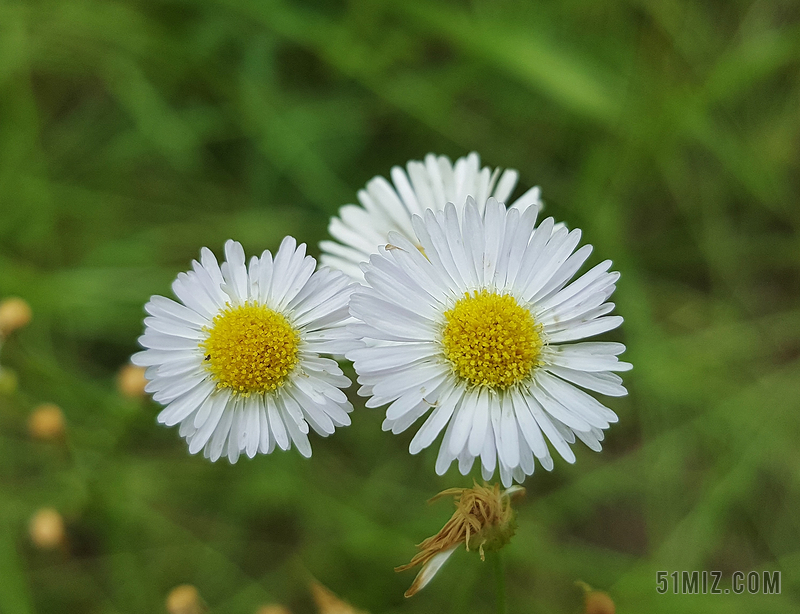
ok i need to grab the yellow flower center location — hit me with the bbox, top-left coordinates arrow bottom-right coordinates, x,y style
441,290 -> 542,389
200,302 -> 300,395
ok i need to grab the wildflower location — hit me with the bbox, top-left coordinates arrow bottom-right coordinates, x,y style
133,239 -> 358,462
321,152 -> 542,280
396,482 -> 524,597
348,199 -> 630,485
29,508 -> 65,549
28,403 -> 66,441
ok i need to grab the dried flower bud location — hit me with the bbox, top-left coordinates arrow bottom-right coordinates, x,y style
585,591 -> 615,614
166,584 -> 205,614
396,482 -> 524,597
117,364 -> 148,398
255,605 -> 291,614
28,403 -> 66,441
0,297 -> 32,335
29,508 -> 65,549
309,581 -> 368,614
577,581 -> 616,614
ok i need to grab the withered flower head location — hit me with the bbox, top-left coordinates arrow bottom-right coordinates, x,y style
396,482 -> 524,597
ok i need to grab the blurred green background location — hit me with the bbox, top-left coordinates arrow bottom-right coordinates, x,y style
1,0 -> 799,612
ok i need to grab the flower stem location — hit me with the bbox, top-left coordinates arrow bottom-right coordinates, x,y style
490,551 -> 507,614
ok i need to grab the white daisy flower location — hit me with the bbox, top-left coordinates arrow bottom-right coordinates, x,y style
347,198 -> 630,486
320,152 -> 543,280
132,238 -> 358,463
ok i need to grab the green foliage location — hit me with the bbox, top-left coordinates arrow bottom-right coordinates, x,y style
1,0 -> 799,612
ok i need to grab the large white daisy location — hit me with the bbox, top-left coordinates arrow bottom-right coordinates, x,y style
320,152 -> 543,280
132,238 -> 358,463
347,199 -> 630,486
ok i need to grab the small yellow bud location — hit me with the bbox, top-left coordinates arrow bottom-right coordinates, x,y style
28,403 -> 66,441
0,297 -> 32,335
577,581 -> 616,614
166,584 -> 205,614
29,508 -> 65,549
309,581 -> 368,614
117,364 -> 148,398
255,605 -> 291,614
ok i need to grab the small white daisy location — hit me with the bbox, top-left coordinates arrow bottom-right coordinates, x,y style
132,238 -> 358,463
348,198 -> 630,486
320,152 -> 543,280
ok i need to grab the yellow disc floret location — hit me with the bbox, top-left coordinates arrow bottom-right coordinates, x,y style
200,302 -> 300,395
442,290 -> 543,389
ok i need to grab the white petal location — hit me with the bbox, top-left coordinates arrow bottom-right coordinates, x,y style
510,388 -> 548,460
508,185 -> 542,212
530,384 -> 593,432
520,227 -> 579,300
532,243 -> 594,302
243,401 -> 261,458
156,380 -> 215,426
384,399 -> 430,434
545,315 -> 624,343
139,332 -> 200,352
409,383 -> 461,454
493,168 -> 519,204
412,209 -> 465,290
132,349 -> 198,367
458,448 -> 475,475
497,204 -> 539,287
448,388 -> 479,456
499,393 -> 520,469
258,399 -> 275,454
369,363 -> 449,405
575,427 -> 603,452
467,387 -> 491,457
207,404 -> 234,462
280,389 -> 309,434
188,393 -> 228,454
525,394 -> 576,464
535,371 -> 613,428
480,416 -> 498,478
348,342 -> 439,373
172,272 -> 217,318
508,217 -> 555,290
227,404 -> 243,463
404,546 -> 459,597
289,384 -> 335,436
145,295 -> 207,327
547,366 -> 628,397
267,396 -> 289,451
282,405 -> 312,458
221,240 -> 248,303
